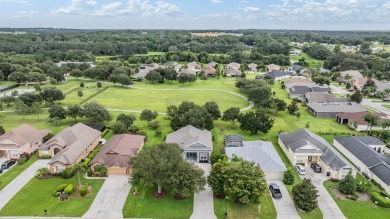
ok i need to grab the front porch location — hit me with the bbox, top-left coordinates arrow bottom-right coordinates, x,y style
185,151 -> 210,163
294,155 -> 321,167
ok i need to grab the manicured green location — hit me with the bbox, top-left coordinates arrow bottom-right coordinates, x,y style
0,176 -> 104,216
289,53 -> 324,68
0,154 -> 37,191
123,186 -> 193,219
0,80 -> 17,87
134,51 -> 165,56
62,86 -> 104,105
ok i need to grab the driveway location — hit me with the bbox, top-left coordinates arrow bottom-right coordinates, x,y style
361,99 -> 390,115
83,175 -> 130,218
0,159 -> 50,211
189,163 -> 217,219
330,85 -> 349,96
301,169 -> 346,219
266,180 -> 301,219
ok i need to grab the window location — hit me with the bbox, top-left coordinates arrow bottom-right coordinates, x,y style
42,151 -> 49,155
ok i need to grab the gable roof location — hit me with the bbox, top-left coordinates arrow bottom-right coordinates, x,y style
340,70 -> 364,80
90,134 -> 145,168
179,68 -> 196,76
279,129 -> 354,170
0,124 -> 49,148
289,86 -> 312,95
226,62 -> 240,70
285,78 -> 318,90
305,92 -> 349,103
42,123 -> 101,165
266,64 -> 281,72
206,62 -> 218,68
224,68 -> 241,76
226,140 -> 287,172
307,102 -> 367,113
165,125 -> 213,151
204,67 -> 216,74
266,71 -> 289,79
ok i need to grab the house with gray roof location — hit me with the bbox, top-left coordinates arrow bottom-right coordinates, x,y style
278,129 -> 355,180
259,71 -> 290,81
165,125 -> 213,162
305,92 -> 349,103
289,85 -> 330,101
248,63 -> 258,72
225,135 -> 286,180
307,102 -> 366,118
206,61 -> 218,68
333,136 -> 390,193
39,123 -> 101,173
287,65 -> 304,75
178,68 -> 196,76
223,68 -> 241,77
187,61 -> 201,70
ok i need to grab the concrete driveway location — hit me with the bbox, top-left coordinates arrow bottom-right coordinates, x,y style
0,159 -> 50,211
267,180 -> 301,219
83,175 -> 130,219
189,163 -> 217,219
301,169 -> 346,219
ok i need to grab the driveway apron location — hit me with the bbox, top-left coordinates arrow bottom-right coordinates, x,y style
266,179 -> 301,219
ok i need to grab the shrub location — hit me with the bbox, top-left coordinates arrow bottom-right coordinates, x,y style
95,165 -> 107,177
283,169 -> 295,185
356,178 -> 371,193
101,129 -> 110,137
80,187 -> 88,196
17,155 -> 27,165
97,82 -> 102,88
57,184 -> 68,192
39,155 -> 52,159
371,192 -> 390,208
292,179 -> 319,212
210,151 -> 227,164
64,184 -> 74,194
52,190 -> 61,197
338,171 -> 356,195
87,169 -> 93,177
154,129 -> 162,136
88,148 -> 100,159
83,158 -> 91,166
43,133 -> 54,142
136,130 -> 148,140
148,120 -> 160,130
128,125 -> 140,133
35,167 -> 50,178
371,179 -> 385,191
61,167 -> 75,179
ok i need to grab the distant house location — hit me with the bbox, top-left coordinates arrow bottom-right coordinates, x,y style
289,86 -> 330,101
187,61 -> 201,70
178,68 -> 196,76
223,68 -> 242,77
279,129 -> 356,180
163,61 -> 182,72
206,61 -> 218,68
352,78 -> 390,92
336,111 -> 390,131
287,65 -> 304,74
284,78 -> 318,90
290,50 -> 301,55
265,64 -> 281,72
259,71 -> 290,81
39,123 -> 101,173
333,136 -> 390,193
133,72 -> 148,80
224,134 -> 286,180
340,70 -> 364,86
0,124 -> 49,160
248,63 -> 258,72
305,92 -> 349,103
165,125 -> 213,163
204,67 -> 217,77
226,62 -> 240,70
138,63 -> 159,74
307,102 -> 366,118
319,68 -> 331,74
55,62 -> 94,68
90,134 -> 145,175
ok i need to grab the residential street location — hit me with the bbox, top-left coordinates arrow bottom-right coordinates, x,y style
0,159 -> 50,211
266,180 -> 301,219
83,175 -> 130,218
189,163 -> 217,219
361,99 -> 390,115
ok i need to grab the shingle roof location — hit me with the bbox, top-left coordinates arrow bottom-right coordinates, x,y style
165,125 -> 213,151
179,68 -> 196,76
266,71 -> 289,79
289,86 -> 312,95
0,124 -> 49,148
305,92 -> 349,103
226,140 -> 286,172
311,87 -> 331,92
279,129 -> 354,170
90,134 -> 145,168
224,68 -> 241,76
307,102 -> 367,113
42,123 -> 102,165
336,112 -> 389,125
340,70 -> 364,79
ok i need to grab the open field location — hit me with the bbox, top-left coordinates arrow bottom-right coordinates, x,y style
289,53 -> 324,68
0,154 -> 37,191
0,81 -> 16,88
134,51 -> 165,57
0,176 -> 104,217
123,186 -> 193,219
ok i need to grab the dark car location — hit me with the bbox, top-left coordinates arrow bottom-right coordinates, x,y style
1,160 -> 16,169
311,163 -> 322,173
0,168 -> 3,174
269,183 -> 282,199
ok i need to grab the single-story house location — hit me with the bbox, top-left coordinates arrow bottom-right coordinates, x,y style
138,63 -> 160,75
90,134 -> 145,175
0,124 -> 49,159
223,68 -> 242,77
305,92 -> 349,103
163,61 -> 182,72
336,111 -> 390,131
333,136 -> 390,193
39,123 -> 101,173
290,50 -> 301,55
340,70 -> 364,85
248,63 -> 258,72
284,78 -> 318,90
165,125 -> 213,162
278,129 -> 356,180
55,62 -> 94,68
226,62 -> 240,70
225,134 -> 287,180
319,68 -> 331,74
133,72 -> 148,80
206,61 -> 218,68
260,71 -> 290,81
265,64 -> 281,72
187,61 -> 201,70
287,65 -> 303,74
178,68 -> 196,76
204,67 -> 217,77
307,102 -> 367,118
289,86 -> 330,101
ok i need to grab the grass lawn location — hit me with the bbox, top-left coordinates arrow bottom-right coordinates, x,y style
323,174 -> 390,219
0,153 -> 37,191
123,186 -> 193,219
0,80 -> 16,87
62,86 -> 104,105
0,176 -> 104,217
133,51 -> 165,56
383,104 -> 390,109
289,53 -> 324,68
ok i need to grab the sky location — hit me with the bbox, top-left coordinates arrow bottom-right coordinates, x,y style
1,0 -> 390,30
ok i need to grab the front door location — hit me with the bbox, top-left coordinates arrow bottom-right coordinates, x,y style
186,152 -> 197,161
308,156 -> 312,161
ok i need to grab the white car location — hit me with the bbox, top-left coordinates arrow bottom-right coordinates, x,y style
295,165 -> 306,175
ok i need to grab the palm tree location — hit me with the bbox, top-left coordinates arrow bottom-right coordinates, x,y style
73,163 -> 87,188
363,113 -> 380,135
381,120 -> 390,131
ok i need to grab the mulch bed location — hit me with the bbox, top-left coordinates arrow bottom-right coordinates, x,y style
153,190 -> 167,199
76,185 -> 92,198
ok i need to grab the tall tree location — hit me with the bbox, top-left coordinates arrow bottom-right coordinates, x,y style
238,111 -> 274,134
350,90 -> 363,103
112,121 -> 128,134
292,179 -> 319,212
338,170 -> 356,195
140,109 -> 158,122
67,105 -> 84,121
40,87 -> 65,103
31,102 -> 43,120
221,107 -> 240,128
363,113 -> 379,134
207,159 -> 228,197
14,100 -> 30,120
287,99 -> 299,115
73,163 -> 87,188
203,101 -> 221,120
48,104 -> 67,120
117,113 -> 137,128
83,102 -> 112,122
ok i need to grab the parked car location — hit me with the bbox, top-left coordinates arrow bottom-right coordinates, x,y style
269,183 -> 282,199
311,163 -> 322,173
1,160 -> 16,169
0,168 -> 3,174
295,164 -> 306,175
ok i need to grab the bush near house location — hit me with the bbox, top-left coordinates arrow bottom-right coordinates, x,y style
283,169 -> 295,185
371,192 -> 390,208
64,184 -> 74,194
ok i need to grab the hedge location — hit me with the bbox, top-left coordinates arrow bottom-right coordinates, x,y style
64,184 -> 74,194
57,184 -> 68,192
83,158 -> 91,166
88,148 -> 101,160
39,155 -> 52,159
101,129 -> 110,137
80,187 -> 88,196
371,191 -> 390,208
372,179 -> 385,191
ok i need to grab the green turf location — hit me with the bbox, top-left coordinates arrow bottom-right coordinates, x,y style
0,176 -> 104,216
0,154 -> 38,191
133,51 -> 165,57
0,80 -> 17,88
62,86 -> 104,105
123,185 -> 193,219
289,53 -> 324,68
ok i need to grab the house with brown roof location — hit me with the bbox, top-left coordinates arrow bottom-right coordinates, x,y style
265,64 -> 281,72
39,123 -> 101,173
336,111 -> 390,131
165,125 -> 213,163
0,124 -> 49,160
204,67 -> 217,77
90,134 -> 145,175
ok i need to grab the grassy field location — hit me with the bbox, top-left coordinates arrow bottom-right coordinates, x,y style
289,53 -> 324,68
0,154 -> 38,191
0,176 -> 104,216
134,51 -> 165,57
0,81 -> 16,88
323,174 -> 390,219
123,186 -> 193,219
62,86 -> 103,105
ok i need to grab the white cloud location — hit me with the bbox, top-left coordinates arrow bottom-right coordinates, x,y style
117,0 -> 180,16
92,2 -> 123,17
239,6 -> 260,12
14,10 -> 39,18
0,0 -> 28,3
53,0 -> 99,15
384,2 -> 390,8
86,0 -> 97,5
211,0 -> 222,3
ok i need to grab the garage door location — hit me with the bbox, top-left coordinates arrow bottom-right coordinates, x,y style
107,166 -> 127,175
264,171 -> 284,180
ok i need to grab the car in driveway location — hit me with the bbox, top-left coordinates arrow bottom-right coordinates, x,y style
295,164 -> 306,175
269,183 -> 282,199
311,163 -> 322,173
1,160 -> 16,169
0,168 -> 3,174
